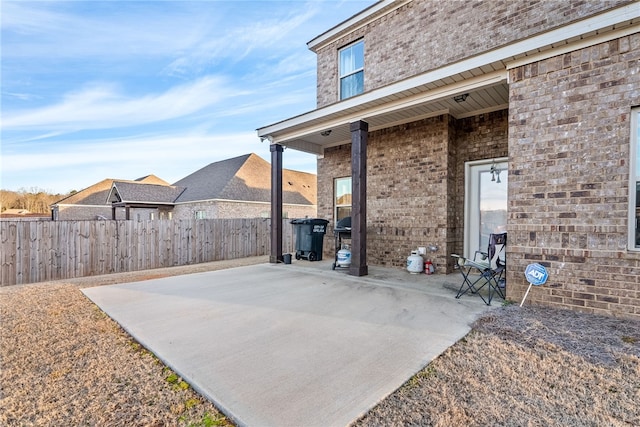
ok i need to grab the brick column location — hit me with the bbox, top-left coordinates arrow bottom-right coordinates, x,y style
270,144 -> 284,263
350,120 -> 368,276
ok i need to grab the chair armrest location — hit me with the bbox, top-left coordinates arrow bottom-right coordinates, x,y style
465,259 -> 491,271
473,251 -> 488,262
451,254 -> 466,268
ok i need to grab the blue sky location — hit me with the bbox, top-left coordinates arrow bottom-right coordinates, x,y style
1,0 -> 375,194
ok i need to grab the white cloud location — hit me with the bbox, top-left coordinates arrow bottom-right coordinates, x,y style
1,1 -> 206,59
0,0 -> 374,192
161,3 -> 320,78
2,76 -> 231,130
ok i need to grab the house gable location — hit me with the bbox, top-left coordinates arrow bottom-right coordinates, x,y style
109,181 -> 185,204
53,175 -> 170,206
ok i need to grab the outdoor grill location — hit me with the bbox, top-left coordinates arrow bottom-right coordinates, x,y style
331,216 -> 351,270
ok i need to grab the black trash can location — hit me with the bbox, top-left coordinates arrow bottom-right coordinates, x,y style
290,218 -> 329,261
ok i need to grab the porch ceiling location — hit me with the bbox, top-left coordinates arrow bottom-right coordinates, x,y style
260,72 -> 509,155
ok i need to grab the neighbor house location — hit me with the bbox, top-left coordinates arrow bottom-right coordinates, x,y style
52,175 -> 171,220
257,0 -> 640,318
171,153 -> 316,220
107,180 -> 186,220
51,153 -> 317,221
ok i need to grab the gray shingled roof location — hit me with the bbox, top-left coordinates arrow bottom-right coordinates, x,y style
52,155 -> 316,208
174,153 -> 316,205
53,175 -> 170,205
173,154 -> 250,202
110,182 -> 185,204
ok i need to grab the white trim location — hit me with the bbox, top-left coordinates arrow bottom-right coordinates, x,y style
339,40 -> 364,79
259,69 -> 506,139
501,2 -> 638,69
629,107 -> 640,251
464,157 -> 508,258
339,39 -> 365,100
507,24 -> 640,70
334,176 -> 352,226
308,0 -> 411,51
266,70 -> 506,143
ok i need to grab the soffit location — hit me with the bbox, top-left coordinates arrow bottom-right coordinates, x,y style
259,66 -> 509,155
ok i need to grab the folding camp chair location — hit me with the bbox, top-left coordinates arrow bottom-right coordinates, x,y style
451,233 -> 506,305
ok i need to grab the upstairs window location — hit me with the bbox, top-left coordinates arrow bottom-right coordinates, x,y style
339,40 -> 364,100
630,107 -> 640,249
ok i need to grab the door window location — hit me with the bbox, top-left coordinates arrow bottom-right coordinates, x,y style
465,159 -> 508,257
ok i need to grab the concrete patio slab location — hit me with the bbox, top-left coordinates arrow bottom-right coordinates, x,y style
82,262 -> 493,427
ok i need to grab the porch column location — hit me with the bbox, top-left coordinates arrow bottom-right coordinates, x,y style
270,143 -> 284,263
350,120 -> 368,276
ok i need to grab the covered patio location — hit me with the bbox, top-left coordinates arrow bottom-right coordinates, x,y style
257,6 -> 638,274
259,64 -> 509,275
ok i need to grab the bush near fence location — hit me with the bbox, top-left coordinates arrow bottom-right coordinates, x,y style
0,218 -> 295,286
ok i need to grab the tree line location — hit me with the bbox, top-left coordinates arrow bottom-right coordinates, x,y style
0,188 -> 72,214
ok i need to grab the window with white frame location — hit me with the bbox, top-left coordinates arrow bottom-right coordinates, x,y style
629,107 -> 640,249
195,210 -> 206,220
339,40 -> 364,100
334,177 -> 352,224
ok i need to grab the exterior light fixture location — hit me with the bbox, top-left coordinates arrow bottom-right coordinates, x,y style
321,130 -> 332,137
453,93 -> 469,103
490,160 -> 501,184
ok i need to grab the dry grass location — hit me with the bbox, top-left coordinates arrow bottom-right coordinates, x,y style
355,305 -> 640,427
2,258 -> 639,426
1,257 -> 267,427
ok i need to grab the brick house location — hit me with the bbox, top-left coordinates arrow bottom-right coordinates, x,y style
52,175 -> 171,220
51,153 -> 317,221
258,0 -> 640,318
107,180 -> 186,220
171,153 -> 316,220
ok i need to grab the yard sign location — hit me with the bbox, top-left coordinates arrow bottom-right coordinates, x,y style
520,263 -> 548,307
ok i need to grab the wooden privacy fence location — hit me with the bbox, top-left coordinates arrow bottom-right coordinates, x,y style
0,218 -> 295,286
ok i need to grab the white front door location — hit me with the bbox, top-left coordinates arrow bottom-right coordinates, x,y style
464,158 -> 508,258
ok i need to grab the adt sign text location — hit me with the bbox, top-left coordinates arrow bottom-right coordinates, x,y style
525,263 -> 548,286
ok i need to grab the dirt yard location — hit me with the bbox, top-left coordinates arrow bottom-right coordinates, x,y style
1,257 -> 639,426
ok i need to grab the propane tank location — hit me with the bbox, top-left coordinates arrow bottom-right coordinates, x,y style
407,251 -> 424,274
337,246 -> 351,267
424,260 -> 434,275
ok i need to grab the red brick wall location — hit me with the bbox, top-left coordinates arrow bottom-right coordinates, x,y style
508,34 -> 640,318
